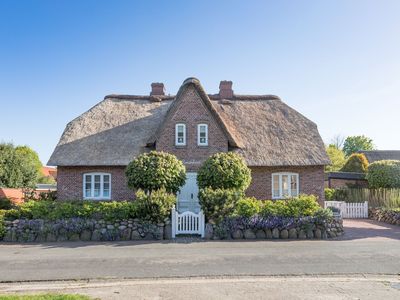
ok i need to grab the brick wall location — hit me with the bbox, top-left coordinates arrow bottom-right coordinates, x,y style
246,165 -> 325,204
324,178 -> 368,189
57,166 -> 134,201
156,85 -> 228,171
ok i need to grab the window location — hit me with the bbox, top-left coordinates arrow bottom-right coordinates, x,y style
83,173 -> 111,200
175,123 -> 186,146
271,173 -> 299,199
197,124 -> 208,146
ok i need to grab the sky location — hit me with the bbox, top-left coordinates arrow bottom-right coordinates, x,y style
1,0 -> 400,165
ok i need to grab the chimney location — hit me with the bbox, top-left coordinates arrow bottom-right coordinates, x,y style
150,82 -> 165,96
219,80 -> 233,99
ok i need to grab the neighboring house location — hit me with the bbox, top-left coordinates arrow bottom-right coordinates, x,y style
48,78 -> 329,209
357,150 -> 400,164
41,166 -> 57,181
325,172 -> 368,189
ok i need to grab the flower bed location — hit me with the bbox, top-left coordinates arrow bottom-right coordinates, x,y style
369,208 -> 400,226
205,215 -> 343,240
2,218 -> 165,242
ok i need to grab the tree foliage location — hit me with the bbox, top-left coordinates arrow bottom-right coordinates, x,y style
0,143 -> 41,188
367,160 -> 400,188
197,152 -> 251,191
342,135 -> 375,157
340,153 -> 369,173
125,151 -> 186,194
325,145 -> 346,172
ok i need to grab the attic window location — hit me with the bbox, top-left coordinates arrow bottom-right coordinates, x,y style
272,173 -> 299,199
197,124 -> 208,146
175,123 -> 186,146
83,173 -> 111,200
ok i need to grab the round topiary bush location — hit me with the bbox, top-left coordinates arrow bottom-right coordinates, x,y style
366,160 -> 400,188
125,151 -> 186,194
340,153 -> 369,173
197,152 -> 251,191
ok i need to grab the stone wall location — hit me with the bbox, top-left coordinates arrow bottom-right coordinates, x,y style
2,218 -> 165,242
204,217 -> 343,240
369,208 -> 400,226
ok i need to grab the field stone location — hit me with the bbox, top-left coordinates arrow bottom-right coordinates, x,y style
80,230 -> 92,241
314,229 -> 322,239
244,229 -> 256,239
272,228 -> 280,239
131,230 -> 141,240
232,229 -> 244,239
164,224 -> 173,240
204,223 -> 213,240
280,229 -> 289,239
306,229 -> 314,239
288,228 -> 297,239
91,230 -> 101,241
68,233 -> 80,241
264,229 -> 273,239
120,228 -> 132,241
256,229 -> 266,239
298,230 -> 307,239
46,233 -> 57,242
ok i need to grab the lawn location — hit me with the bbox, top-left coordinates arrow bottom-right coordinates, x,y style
0,295 -> 91,300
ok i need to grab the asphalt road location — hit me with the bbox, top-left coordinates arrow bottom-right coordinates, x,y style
0,220 -> 399,282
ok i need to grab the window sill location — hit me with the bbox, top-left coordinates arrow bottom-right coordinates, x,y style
83,197 -> 111,201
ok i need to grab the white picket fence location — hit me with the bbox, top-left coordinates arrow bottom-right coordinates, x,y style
324,201 -> 368,218
171,207 -> 205,238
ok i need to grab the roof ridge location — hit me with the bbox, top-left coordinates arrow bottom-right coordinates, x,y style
104,93 -> 281,101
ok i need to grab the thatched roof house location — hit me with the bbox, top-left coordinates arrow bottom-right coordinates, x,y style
357,150 -> 400,163
49,78 -> 329,204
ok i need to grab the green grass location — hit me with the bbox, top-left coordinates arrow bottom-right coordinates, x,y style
0,294 -> 92,300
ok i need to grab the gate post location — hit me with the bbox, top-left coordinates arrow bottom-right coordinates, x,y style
199,210 -> 205,238
171,206 -> 176,238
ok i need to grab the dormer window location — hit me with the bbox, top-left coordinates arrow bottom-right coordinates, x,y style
175,123 -> 186,146
198,124 -> 208,146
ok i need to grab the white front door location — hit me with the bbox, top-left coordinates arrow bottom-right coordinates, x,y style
177,172 -> 200,213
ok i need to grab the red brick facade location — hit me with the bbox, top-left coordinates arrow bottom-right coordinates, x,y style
156,85 -> 229,171
57,166 -> 134,201
247,166 -> 325,204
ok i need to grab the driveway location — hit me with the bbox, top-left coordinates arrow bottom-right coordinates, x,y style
0,219 -> 399,282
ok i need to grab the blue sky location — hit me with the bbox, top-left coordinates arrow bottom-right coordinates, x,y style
1,0 -> 399,164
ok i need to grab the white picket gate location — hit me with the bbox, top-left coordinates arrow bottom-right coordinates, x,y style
171,207 -> 205,238
324,201 -> 368,218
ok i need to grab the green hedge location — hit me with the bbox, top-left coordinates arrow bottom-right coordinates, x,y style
260,195 -> 321,217
367,160 -> 400,188
340,153 -> 369,173
1,189 -> 176,224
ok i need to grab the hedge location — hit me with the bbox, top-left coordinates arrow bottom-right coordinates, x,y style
366,160 -> 400,188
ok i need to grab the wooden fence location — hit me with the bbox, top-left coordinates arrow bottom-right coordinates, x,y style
332,188 -> 400,208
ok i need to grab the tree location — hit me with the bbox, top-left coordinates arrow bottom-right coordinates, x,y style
340,153 -> 369,173
330,134 -> 345,149
342,135 -> 375,157
367,160 -> 400,188
0,143 -> 42,189
125,151 -> 186,194
197,152 -> 251,191
325,145 -> 346,172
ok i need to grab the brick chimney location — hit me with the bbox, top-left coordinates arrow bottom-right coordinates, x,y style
219,80 -> 233,99
150,82 -> 165,96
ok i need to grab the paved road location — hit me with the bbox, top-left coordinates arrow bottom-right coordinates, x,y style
0,220 -> 399,282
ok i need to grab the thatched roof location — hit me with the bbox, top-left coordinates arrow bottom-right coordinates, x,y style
358,150 -> 400,163
48,78 -> 329,167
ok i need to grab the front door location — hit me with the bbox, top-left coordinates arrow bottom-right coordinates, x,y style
177,172 -> 200,213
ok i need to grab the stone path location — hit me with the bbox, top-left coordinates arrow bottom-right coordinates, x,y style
341,219 -> 400,240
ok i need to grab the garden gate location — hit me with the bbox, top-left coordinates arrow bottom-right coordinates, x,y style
324,201 -> 368,218
171,207 -> 205,238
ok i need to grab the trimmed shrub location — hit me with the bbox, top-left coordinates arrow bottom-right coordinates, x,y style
233,197 -> 261,217
367,160 -> 400,188
197,152 -> 251,191
340,153 -> 369,173
0,198 -> 13,210
125,151 -> 186,194
135,189 -> 176,223
260,195 -> 320,218
199,188 -> 243,222
324,188 -> 335,200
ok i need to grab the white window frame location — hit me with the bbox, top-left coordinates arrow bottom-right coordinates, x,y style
197,124 -> 208,146
271,172 -> 299,199
83,172 -> 111,200
175,123 -> 186,146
